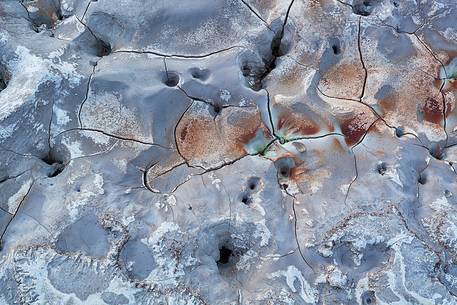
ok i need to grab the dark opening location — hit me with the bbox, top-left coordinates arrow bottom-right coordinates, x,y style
377,162 -> 387,175
48,163 -> 65,177
241,194 -> 251,205
97,40 -> 111,57
361,290 -> 376,305
247,177 -> 260,190
213,104 -> 221,114
430,145 -> 443,160
217,246 -> 232,265
279,166 -> 290,178
332,44 -> 341,55
0,78 -> 6,92
189,68 -> 210,81
164,72 -> 179,87
395,126 -> 404,138
418,174 -> 427,185
42,152 -> 65,177
353,0 -> 373,16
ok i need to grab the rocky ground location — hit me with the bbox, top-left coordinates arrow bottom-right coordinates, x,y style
1,0 -> 457,304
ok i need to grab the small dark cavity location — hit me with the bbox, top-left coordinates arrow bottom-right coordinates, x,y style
213,103 -> 222,115
0,69 -> 9,92
275,158 -> 295,179
392,0 -> 399,7
282,183 -> 288,189
188,205 -> 192,210
240,193 -> 251,205
189,67 -> 210,81
361,290 -> 376,305
97,39 -> 111,57
328,37 -> 342,57
395,126 -> 404,138
445,190 -> 453,198
0,78 -> 6,92
279,166 -> 290,178
418,173 -> 427,185
164,71 -> 180,87
377,162 -> 387,175
41,152 -> 65,177
247,177 -> 260,191
430,144 -> 443,160
48,162 -> 65,178
217,246 -> 232,265
352,0 -> 374,16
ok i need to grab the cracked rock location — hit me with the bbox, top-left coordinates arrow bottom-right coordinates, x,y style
1,0 -> 457,304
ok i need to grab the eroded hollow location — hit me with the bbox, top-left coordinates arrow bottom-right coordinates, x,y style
330,38 -> 342,56
352,0 -> 375,16
97,39 -> 112,57
212,103 -> 222,115
275,157 -> 295,179
0,68 -> 10,93
240,23 -> 291,91
41,150 -> 66,177
376,162 -> 387,175
430,144 -> 443,160
189,67 -> 210,81
240,192 -> 251,205
164,71 -> 180,87
361,290 -> 376,305
247,177 -> 260,191
418,173 -> 427,185
395,126 -> 404,138
0,78 -> 6,92
217,246 -> 232,265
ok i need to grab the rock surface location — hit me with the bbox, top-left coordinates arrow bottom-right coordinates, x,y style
1,0 -> 457,304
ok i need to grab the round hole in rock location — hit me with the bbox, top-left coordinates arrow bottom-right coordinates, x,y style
279,166 -> 290,177
164,72 -> 180,87
241,63 -> 251,77
0,69 -> 10,92
247,177 -> 260,191
332,44 -> 341,55
430,144 -> 443,160
395,126 -> 404,138
240,193 -> 251,205
48,162 -> 65,178
0,78 -> 6,92
213,103 -> 222,115
97,39 -> 111,57
361,290 -> 376,305
376,162 -> 387,175
41,151 -> 66,177
352,0 -> 373,16
418,173 -> 427,185
217,246 -> 232,265
189,67 -> 210,81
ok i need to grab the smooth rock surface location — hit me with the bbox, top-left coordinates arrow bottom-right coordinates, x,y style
1,0 -> 457,304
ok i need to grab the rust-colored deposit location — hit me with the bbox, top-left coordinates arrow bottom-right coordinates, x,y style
276,109 -> 320,137
319,62 -> 364,99
176,106 -> 268,164
422,97 -> 444,124
339,112 -> 376,146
